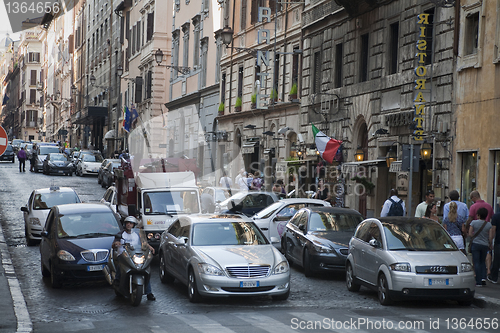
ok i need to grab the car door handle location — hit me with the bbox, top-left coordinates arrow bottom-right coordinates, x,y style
261,227 -> 268,231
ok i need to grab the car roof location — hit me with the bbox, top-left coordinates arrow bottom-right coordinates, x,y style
278,198 -> 331,205
305,206 -> 363,215
372,216 -> 438,225
177,214 -> 251,225
54,203 -> 113,214
33,187 -> 78,194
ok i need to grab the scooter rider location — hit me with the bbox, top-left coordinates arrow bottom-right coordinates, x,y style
112,216 -> 156,301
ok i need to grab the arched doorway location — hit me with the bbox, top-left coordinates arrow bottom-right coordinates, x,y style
354,119 -> 369,216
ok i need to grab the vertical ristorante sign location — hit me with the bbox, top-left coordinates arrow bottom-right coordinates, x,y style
255,7 -> 272,110
413,13 -> 431,141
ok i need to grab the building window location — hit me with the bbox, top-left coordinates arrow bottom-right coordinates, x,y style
241,0 -> 247,30
423,8 -> 434,66
274,54 -> 279,97
147,12 -> 154,42
334,43 -> 343,88
173,29 -> 180,79
238,66 -> 243,98
251,0 -> 265,25
182,22 -> 190,70
30,70 -> 37,86
146,70 -> 152,99
28,52 -> 40,63
389,22 -> 399,74
29,89 -> 37,105
360,33 -> 369,82
313,51 -> 321,94
292,46 -> 299,86
460,152 -> 477,207
465,12 -> 479,55
201,37 -> 208,88
192,15 -> 201,68
221,73 -> 226,103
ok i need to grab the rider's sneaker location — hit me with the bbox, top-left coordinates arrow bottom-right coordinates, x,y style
147,293 -> 156,301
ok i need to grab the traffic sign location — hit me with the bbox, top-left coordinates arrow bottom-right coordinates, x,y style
0,125 -> 7,156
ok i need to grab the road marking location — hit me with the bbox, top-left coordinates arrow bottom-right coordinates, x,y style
233,312 -> 296,333
174,314 -> 236,333
0,224 -> 33,332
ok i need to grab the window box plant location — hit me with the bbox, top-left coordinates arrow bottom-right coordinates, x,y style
270,89 -> 278,104
289,83 -> 297,101
235,97 -> 242,112
351,176 -> 375,195
218,102 -> 224,116
251,93 -> 257,109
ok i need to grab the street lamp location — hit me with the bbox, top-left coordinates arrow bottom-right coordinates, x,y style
154,49 -> 191,75
420,141 -> 432,160
385,146 -> 397,168
354,147 -> 365,161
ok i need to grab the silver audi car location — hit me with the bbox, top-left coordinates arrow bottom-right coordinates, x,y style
346,217 -> 475,306
158,214 -> 290,302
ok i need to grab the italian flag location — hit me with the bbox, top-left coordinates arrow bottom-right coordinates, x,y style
312,124 -> 342,164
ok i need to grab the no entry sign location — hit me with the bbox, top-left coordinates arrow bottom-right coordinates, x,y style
0,125 -> 8,156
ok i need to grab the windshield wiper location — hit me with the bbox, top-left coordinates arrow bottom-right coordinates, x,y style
389,248 -> 418,251
77,232 -> 116,238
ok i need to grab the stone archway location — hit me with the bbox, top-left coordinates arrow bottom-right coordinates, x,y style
353,117 -> 369,216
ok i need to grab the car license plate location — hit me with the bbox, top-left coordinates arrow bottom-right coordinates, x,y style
87,265 -> 105,272
428,278 -> 449,286
58,170 -> 64,173
240,281 -> 259,288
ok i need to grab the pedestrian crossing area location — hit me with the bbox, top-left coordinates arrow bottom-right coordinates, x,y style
33,308 -> 499,333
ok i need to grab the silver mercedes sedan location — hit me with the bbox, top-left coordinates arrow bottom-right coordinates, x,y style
158,214 -> 290,302
346,217 -> 475,306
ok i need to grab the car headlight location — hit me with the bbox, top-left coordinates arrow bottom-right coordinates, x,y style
68,163 -> 74,167
198,263 -> 225,276
390,263 -> 411,272
461,262 -> 473,272
273,260 -> 289,274
132,254 -> 145,265
82,163 -> 88,169
311,243 -> 335,254
28,217 -> 41,226
48,162 -> 55,167
57,250 -> 76,261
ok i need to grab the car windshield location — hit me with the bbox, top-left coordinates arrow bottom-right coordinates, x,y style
143,190 -> 200,215
57,212 -> 121,239
192,222 -> 268,246
308,212 -> 362,232
111,162 -> 121,169
253,201 -> 283,219
50,154 -> 68,161
12,139 -> 24,146
39,146 -> 60,155
383,220 -> 458,251
6,145 -> 13,152
33,191 -> 81,210
83,154 -> 103,162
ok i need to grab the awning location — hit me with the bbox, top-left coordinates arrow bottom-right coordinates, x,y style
389,161 -> 402,173
104,129 -> 116,139
342,159 -> 386,176
241,141 -> 258,154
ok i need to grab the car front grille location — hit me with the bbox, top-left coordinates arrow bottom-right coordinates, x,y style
226,265 -> 270,278
415,266 -> 458,274
80,249 -> 109,263
221,286 -> 275,293
339,248 -> 349,256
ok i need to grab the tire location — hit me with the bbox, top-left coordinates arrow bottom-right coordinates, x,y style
12,158 -> 15,163
159,252 -> 175,284
282,237 -> 293,266
272,289 -> 290,301
97,175 -> 102,184
41,261 -> 50,277
303,248 -> 313,277
346,263 -> 361,292
25,226 -> 36,246
458,299 -> 473,306
130,283 -> 143,307
188,269 -> 202,303
378,273 -> 393,305
50,262 -> 62,288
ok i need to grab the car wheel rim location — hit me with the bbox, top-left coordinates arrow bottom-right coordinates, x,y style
378,275 -> 387,302
347,265 -> 353,287
160,256 -> 165,279
188,273 -> 195,297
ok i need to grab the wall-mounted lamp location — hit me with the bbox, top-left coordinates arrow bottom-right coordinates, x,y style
154,49 -> 190,75
386,146 -> 397,168
354,146 -> 364,161
420,141 -> 432,160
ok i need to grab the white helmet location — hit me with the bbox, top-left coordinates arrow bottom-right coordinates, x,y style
124,216 -> 138,226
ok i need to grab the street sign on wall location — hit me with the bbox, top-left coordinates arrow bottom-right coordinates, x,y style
0,125 -> 8,156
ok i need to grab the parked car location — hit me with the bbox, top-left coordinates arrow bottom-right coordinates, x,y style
281,207 -> 363,277
42,153 -> 75,176
11,139 -> 25,153
21,186 -> 81,246
216,191 -> 279,217
100,186 -> 118,215
158,214 -> 290,302
34,144 -> 61,173
39,203 -> 122,288
0,144 -> 15,163
73,150 -> 98,171
346,217 -> 475,306
201,186 -> 238,204
101,160 -> 121,188
97,158 -> 120,184
252,198 -> 332,249
76,152 -> 104,176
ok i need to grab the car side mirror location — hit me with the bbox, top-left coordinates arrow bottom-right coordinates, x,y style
299,224 -> 306,233
41,231 -> 49,238
369,239 -> 381,248
21,207 -> 28,212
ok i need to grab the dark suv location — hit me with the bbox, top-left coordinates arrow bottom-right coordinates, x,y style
0,144 -> 15,163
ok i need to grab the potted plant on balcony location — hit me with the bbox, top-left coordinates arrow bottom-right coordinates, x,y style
270,89 -> 278,104
235,96 -> 242,112
351,176 -> 376,195
218,102 -> 224,116
251,93 -> 257,109
289,83 -> 297,101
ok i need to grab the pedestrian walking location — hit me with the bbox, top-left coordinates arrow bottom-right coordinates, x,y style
415,190 -> 435,218
316,179 -> 331,202
219,170 -> 233,189
469,208 -> 492,287
424,202 -> 440,223
488,211 -> 500,284
17,147 -> 27,172
380,189 -> 406,217
29,144 -> 37,172
251,170 -> 263,191
443,190 -> 469,221
442,202 -> 467,251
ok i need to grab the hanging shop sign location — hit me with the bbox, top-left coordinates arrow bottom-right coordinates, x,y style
413,13 -> 431,141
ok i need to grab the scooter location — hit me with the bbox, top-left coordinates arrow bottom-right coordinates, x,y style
103,228 -> 153,306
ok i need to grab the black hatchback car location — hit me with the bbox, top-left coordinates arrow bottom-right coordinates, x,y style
42,153 -> 75,175
40,203 -> 122,288
0,144 -> 15,163
281,207 -> 363,277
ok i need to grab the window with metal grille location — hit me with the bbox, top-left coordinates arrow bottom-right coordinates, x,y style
360,33 -> 369,82
335,43 -> 343,88
313,51 -> 321,94
389,22 -> 399,74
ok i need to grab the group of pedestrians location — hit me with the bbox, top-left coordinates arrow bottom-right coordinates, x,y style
16,143 -> 38,172
230,168 -> 264,191
380,188 -> 499,288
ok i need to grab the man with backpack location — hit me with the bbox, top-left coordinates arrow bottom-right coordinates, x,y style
380,189 -> 406,217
